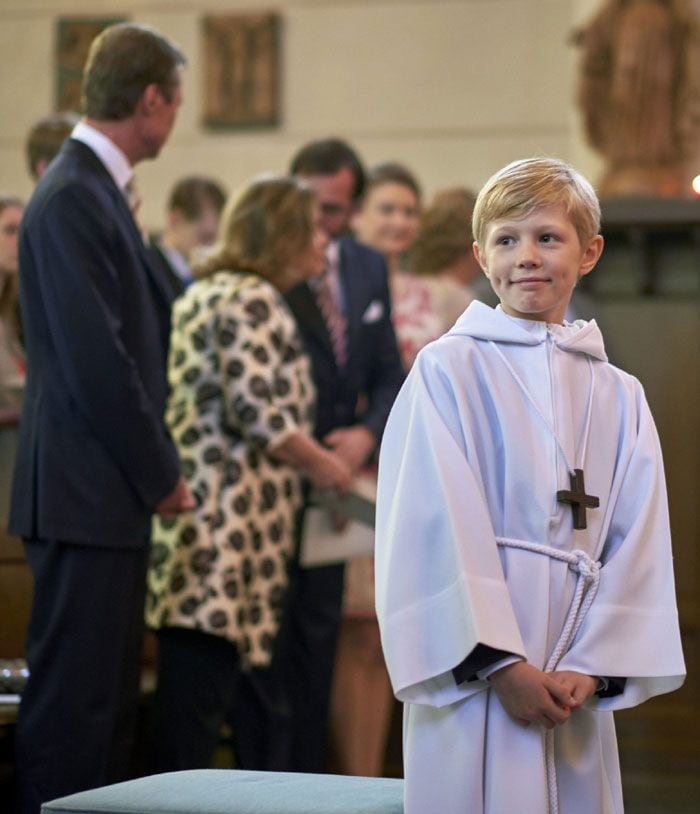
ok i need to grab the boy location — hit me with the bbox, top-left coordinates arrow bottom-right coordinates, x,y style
375,158 -> 685,814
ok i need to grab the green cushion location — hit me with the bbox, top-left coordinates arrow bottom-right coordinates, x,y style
41,770 -> 404,814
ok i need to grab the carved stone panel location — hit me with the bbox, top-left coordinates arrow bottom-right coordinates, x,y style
202,13 -> 280,129
55,17 -> 126,112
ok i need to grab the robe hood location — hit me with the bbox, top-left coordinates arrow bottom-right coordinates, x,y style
448,300 -> 608,362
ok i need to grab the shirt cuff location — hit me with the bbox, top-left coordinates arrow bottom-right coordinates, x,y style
477,656 -> 524,681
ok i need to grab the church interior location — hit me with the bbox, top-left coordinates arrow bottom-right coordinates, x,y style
1,0 -> 699,812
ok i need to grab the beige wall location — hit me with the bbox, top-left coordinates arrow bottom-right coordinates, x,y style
0,0 -> 621,230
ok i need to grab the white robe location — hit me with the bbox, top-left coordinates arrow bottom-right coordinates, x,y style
375,301 -> 685,814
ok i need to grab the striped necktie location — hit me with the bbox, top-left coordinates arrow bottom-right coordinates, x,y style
313,267 -> 348,368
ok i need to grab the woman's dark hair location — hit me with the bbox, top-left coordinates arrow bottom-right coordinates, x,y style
365,161 -> 422,202
167,177 -> 227,221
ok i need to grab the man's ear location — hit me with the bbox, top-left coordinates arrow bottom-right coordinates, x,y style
473,241 -> 489,276
139,83 -> 163,115
579,234 -> 604,278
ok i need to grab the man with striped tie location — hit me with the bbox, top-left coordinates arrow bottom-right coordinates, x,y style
234,138 -> 405,772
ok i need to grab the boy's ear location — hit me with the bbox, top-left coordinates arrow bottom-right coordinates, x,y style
579,234 -> 604,278
473,241 -> 489,276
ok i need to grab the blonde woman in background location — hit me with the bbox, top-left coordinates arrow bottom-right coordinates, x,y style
147,175 -> 352,772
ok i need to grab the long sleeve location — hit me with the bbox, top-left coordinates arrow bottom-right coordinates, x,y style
375,352 -> 526,708
213,283 -> 313,448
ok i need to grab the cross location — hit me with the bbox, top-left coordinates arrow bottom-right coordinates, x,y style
557,469 -> 599,530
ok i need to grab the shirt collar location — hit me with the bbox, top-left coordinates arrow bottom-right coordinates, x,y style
71,121 -> 133,193
160,243 -> 193,284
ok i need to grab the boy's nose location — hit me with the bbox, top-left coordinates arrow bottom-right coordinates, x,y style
517,241 -> 541,267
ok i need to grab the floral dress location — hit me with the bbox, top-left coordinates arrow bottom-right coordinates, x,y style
390,271 -> 446,370
146,271 -> 314,668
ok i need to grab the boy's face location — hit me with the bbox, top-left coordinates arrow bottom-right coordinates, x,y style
473,204 -> 603,324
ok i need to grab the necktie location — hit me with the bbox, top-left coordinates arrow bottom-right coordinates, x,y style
123,178 -> 141,216
123,178 -> 148,244
314,267 -> 347,368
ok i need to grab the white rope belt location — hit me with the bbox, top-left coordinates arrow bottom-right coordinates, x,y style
496,537 -> 601,814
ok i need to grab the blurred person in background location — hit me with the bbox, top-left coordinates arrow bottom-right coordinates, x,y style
353,161 -> 434,370
0,195 -> 24,413
147,175 -> 352,772
10,24 -> 191,814
233,138 -> 404,774
328,160 -> 425,777
149,175 -> 227,298
410,186 -> 481,328
25,111 -> 80,182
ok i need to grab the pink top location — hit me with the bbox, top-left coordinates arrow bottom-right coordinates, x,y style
391,272 -> 473,370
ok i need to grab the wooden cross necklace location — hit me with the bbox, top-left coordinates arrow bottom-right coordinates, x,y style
556,469 -> 599,530
489,339 -> 600,530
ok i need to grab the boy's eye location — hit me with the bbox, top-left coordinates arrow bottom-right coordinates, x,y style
495,235 -> 514,246
540,233 -> 558,243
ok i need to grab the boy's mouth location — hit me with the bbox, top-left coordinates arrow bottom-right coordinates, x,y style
512,276 -> 549,286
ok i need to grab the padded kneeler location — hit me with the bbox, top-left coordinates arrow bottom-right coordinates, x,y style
41,769 -> 404,814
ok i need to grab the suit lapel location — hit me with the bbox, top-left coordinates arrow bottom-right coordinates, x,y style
67,140 -> 174,309
338,238 -> 362,366
110,183 -> 175,308
285,282 -> 336,365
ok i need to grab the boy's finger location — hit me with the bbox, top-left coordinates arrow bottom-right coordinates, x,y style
545,678 -> 575,707
544,702 -> 570,726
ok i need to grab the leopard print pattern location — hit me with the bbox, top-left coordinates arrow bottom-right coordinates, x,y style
146,271 -> 314,667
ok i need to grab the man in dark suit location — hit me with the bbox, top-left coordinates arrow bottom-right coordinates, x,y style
10,23 -> 194,814
234,139 -> 405,772
148,175 -> 227,300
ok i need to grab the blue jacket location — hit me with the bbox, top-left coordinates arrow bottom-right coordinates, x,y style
10,139 -> 180,547
285,235 -> 404,441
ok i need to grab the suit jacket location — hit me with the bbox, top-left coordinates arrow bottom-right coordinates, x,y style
146,240 -> 189,303
285,235 -> 404,441
9,138 -> 181,548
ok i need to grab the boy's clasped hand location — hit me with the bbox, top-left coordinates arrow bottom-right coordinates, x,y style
489,662 -> 598,730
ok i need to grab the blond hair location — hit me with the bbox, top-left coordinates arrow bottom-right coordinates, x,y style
196,175 -> 315,288
472,158 -> 600,248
